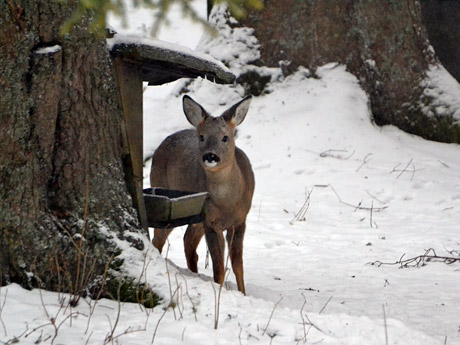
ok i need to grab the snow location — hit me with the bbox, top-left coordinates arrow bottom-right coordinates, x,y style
196,4 -> 261,75
106,34 -> 230,74
34,45 -> 62,54
2,2 -> 460,345
420,64 -> 460,121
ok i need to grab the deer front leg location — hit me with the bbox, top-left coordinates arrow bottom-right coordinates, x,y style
227,223 -> 246,295
184,223 -> 205,273
204,225 -> 226,286
152,228 -> 174,253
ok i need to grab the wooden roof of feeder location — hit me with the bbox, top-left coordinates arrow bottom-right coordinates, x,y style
108,35 -> 235,85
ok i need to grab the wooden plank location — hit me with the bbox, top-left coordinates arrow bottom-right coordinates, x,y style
109,41 -> 235,85
114,57 -> 148,231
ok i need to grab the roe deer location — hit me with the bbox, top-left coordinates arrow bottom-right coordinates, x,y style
150,95 -> 254,295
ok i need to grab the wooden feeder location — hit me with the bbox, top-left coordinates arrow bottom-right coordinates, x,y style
143,188 -> 209,228
109,35 -> 235,231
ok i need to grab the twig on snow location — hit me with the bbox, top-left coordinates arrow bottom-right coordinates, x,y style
356,153 -> 372,172
383,305 -> 388,345
390,159 -> 423,180
85,254 -> 113,334
369,248 -> 460,268
164,242 -> 177,321
177,273 -> 198,321
318,296 -> 333,315
151,287 -> 179,344
320,149 -> 355,160
104,277 -> 123,344
290,188 -> 314,224
213,227 -> 237,330
365,190 -> 386,205
437,159 -> 450,168
299,294 -> 308,344
238,323 -> 244,345
262,296 -> 283,336
370,200 -> 376,228
329,185 -> 388,212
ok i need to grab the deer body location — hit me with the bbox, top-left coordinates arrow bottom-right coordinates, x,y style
150,95 -> 254,294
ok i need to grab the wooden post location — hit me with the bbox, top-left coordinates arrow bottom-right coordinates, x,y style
114,57 -> 148,231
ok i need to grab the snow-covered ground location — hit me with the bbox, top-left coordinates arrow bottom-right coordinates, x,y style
2,3 -> 459,345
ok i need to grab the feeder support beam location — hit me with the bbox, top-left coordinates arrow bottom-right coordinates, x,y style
114,57 -> 149,231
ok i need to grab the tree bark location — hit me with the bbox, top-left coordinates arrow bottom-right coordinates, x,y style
0,0 -> 143,292
240,0 -> 460,143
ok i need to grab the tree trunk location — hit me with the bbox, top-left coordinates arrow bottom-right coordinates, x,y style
421,0 -> 460,83
240,0 -> 460,143
0,1 -> 144,293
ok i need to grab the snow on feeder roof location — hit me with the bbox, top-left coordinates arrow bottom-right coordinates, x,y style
108,34 -> 235,85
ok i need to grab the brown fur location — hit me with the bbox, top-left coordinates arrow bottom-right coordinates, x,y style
150,95 -> 254,294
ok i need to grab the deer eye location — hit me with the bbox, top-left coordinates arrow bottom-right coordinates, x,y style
222,135 -> 229,142
199,135 -> 205,142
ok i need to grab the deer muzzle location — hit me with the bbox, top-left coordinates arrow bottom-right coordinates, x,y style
202,152 -> 220,168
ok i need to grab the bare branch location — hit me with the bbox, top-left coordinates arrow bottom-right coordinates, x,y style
262,296 -> 283,336
290,188 -> 314,224
214,232 -> 233,330
151,287 -> 180,344
164,242 -> 177,321
369,248 -> 460,268
329,185 -> 388,211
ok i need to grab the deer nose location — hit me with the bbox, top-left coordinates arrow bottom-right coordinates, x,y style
202,152 -> 220,168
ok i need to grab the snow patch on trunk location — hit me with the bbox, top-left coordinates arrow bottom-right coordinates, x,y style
420,63 -> 460,121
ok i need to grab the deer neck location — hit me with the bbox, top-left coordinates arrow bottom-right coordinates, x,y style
205,159 -> 243,205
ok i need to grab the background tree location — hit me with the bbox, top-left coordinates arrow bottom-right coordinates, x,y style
421,0 -> 460,82
239,0 -> 460,143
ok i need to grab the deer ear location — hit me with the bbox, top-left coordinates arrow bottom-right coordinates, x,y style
183,95 -> 208,128
222,95 -> 252,126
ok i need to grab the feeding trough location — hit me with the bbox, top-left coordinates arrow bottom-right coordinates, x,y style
143,188 -> 208,228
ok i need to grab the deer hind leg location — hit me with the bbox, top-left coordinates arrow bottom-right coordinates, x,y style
184,223 -> 205,273
204,226 -> 226,286
226,223 -> 246,295
152,228 -> 174,253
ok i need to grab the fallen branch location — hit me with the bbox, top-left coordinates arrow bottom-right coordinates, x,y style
329,185 -> 388,212
369,248 -> 460,268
